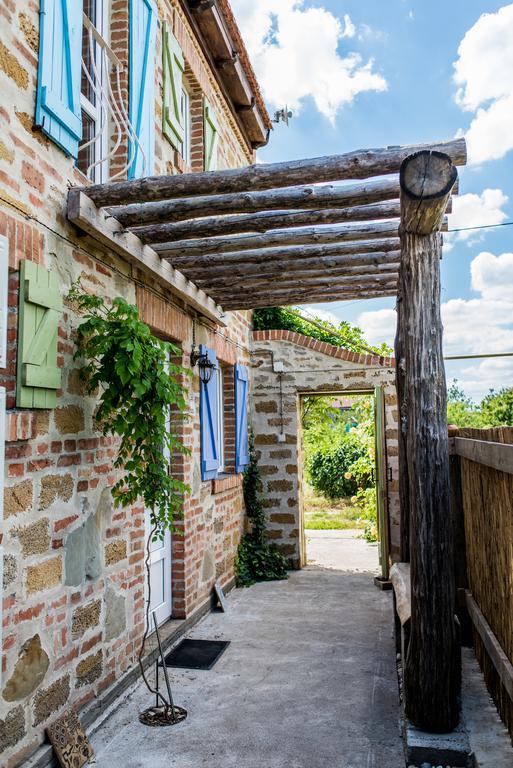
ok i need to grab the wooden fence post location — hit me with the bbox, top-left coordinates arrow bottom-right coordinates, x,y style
448,427 -> 472,647
398,151 -> 460,732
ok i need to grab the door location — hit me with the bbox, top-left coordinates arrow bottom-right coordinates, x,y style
374,386 -> 390,579
145,354 -> 172,627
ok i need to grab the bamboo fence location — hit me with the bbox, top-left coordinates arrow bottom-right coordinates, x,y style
459,427 -> 513,739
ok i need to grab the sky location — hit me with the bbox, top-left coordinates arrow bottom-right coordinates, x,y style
230,0 -> 513,401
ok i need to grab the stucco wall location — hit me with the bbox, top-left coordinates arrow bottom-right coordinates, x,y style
0,1 -> 253,763
250,331 -> 400,569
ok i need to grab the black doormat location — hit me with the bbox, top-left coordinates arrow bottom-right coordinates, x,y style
162,639 -> 230,670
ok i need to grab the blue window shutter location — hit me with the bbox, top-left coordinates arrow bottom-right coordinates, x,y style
129,0 -> 157,179
200,346 -> 220,480
35,0 -> 83,157
235,363 -> 249,473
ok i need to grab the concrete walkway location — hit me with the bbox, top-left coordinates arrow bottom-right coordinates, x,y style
306,528 -> 380,573
90,533 -> 402,768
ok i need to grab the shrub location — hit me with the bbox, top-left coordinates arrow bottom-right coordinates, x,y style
307,435 -> 367,499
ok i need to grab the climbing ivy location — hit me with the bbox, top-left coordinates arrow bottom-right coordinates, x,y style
235,432 -> 288,587
69,286 -> 190,536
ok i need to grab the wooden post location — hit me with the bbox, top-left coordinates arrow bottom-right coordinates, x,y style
395,266 -> 410,563
399,150 -> 460,732
448,427 -> 472,647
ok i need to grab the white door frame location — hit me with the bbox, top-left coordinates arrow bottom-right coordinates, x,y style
144,354 -> 172,628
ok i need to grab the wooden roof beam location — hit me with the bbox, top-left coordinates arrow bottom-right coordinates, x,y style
208,272 -> 399,299
221,286 -> 397,310
191,262 -> 400,289
155,220 -> 400,259
81,137 -> 466,207
110,177 -> 401,228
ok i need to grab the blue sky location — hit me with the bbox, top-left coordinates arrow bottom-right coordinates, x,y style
231,1 -> 513,400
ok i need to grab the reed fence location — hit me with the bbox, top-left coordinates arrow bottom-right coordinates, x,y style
456,427 -> 513,740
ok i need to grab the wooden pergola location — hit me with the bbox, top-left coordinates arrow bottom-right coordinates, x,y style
68,137 -> 467,734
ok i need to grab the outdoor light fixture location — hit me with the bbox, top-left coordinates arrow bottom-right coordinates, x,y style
190,347 -> 215,384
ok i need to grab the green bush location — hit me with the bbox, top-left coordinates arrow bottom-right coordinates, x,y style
307,435 -> 367,499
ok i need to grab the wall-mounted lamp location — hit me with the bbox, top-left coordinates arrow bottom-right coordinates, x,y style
190,346 -> 215,384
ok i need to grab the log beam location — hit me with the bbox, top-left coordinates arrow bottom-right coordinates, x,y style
110,178 -> 401,227
159,238 -> 402,270
152,220 -> 401,257
209,273 -> 398,300
81,138 -> 467,207
398,150 -> 460,733
221,287 -> 397,310
180,248 -> 401,281
127,200 -> 404,241
192,262 -> 400,289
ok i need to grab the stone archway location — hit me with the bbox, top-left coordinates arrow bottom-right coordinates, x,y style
250,330 -> 399,568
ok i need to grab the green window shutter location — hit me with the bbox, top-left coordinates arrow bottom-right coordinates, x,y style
162,22 -> 185,151
16,260 -> 63,409
204,99 -> 219,171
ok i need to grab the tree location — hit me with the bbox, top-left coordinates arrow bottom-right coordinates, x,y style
253,307 -> 391,355
447,381 -> 488,428
481,387 -> 513,426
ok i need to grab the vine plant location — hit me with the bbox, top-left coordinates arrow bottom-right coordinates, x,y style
69,286 -> 189,707
235,432 -> 288,586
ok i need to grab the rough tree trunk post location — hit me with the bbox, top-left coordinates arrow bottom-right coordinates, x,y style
394,276 -> 410,563
399,150 -> 460,732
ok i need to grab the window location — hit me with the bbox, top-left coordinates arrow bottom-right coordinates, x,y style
78,0 -> 108,181
216,366 -> 225,473
179,84 -> 191,164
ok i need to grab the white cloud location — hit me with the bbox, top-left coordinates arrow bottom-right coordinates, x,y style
470,251 -> 513,300
230,1 -> 387,122
299,306 -> 345,327
356,308 -> 397,348
355,250 -> 513,399
453,4 -> 513,164
444,188 -> 508,251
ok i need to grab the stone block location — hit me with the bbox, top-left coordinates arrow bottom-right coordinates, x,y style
267,480 -> 293,492
67,368 -> 87,396
13,518 -> 50,556
33,675 -> 70,725
72,600 -> 101,638
270,513 -> 296,524
35,410 -> 50,436
3,554 -> 17,589
54,405 -> 85,435
76,651 -> 103,688
255,400 -> 278,413
4,479 -> 33,518
105,586 -> 126,642
0,705 -> 26,753
105,540 -> 127,566
2,635 -> 49,702
26,556 -> 62,594
39,474 -> 73,509
64,513 -> 101,587
403,716 -> 476,767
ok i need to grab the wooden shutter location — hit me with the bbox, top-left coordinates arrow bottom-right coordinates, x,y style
200,345 -> 220,480
235,363 -> 249,473
128,0 -> 157,179
35,0 -> 83,158
162,23 -> 185,151
204,99 -> 219,171
0,235 -> 7,369
17,260 -> 63,409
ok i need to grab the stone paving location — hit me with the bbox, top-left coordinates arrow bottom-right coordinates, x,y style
90,532 -> 403,768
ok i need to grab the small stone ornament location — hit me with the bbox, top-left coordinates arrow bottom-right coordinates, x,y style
46,708 -> 94,768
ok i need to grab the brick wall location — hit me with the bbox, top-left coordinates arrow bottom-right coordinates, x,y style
250,331 -> 400,568
0,1 -> 254,763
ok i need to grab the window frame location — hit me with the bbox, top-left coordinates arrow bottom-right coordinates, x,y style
216,365 -> 225,474
78,0 -> 109,182
179,82 -> 191,164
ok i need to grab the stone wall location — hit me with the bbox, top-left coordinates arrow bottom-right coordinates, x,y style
0,1 -> 254,764
250,331 -> 400,568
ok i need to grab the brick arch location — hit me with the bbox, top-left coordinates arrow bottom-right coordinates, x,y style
250,331 -> 399,568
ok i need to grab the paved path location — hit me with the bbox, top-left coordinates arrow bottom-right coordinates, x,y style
91,538 -> 402,768
306,528 -> 380,572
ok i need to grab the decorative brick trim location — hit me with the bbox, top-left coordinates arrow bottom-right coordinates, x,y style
6,411 -> 38,442
211,473 -> 242,495
135,285 -> 188,342
251,330 -> 395,368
